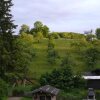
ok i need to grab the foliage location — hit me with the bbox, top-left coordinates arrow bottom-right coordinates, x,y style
30,21 -> 49,38
27,39 -> 100,78
57,90 -> 86,100
0,79 -> 8,99
95,28 -> 100,39
61,55 -> 73,67
34,21 -> 43,32
58,32 -> 69,38
58,32 -> 85,39
42,25 -> 49,37
49,32 -> 60,39
40,57 -> 85,91
86,34 -> 96,41
47,39 -> 59,64
0,0 -> 17,81
13,33 -> 36,80
71,40 -> 88,54
35,32 -> 44,43
12,85 -> 32,96
19,24 -> 30,34
84,47 -> 100,70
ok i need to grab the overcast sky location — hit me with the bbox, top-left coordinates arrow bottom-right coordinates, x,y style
12,0 -> 100,33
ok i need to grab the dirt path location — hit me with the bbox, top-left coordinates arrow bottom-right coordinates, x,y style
8,97 -> 22,100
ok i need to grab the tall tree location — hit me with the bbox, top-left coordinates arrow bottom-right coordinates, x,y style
30,21 -> 49,38
0,0 -> 17,80
19,24 -> 30,34
30,21 -> 43,37
14,33 -> 35,79
34,21 -> 43,32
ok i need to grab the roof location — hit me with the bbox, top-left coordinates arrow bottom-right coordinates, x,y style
83,76 -> 100,79
32,85 -> 60,95
83,69 -> 100,79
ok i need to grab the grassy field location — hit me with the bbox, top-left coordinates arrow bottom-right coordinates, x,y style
29,39 -> 100,79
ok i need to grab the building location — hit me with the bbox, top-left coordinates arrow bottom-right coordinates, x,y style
83,69 -> 100,89
32,85 -> 60,100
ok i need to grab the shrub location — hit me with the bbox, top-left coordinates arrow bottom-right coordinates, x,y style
0,79 -> 8,99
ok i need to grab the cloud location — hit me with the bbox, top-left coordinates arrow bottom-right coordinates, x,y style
12,0 -> 100,33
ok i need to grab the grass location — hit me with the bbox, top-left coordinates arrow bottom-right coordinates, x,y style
29,39 -> 100,79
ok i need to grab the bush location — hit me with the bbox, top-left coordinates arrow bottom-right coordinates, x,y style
49,32 -> 60,39
57,90 -> 86,100
0,79 -> 8,99
40,66 -> 85,91
12,85 -> 32,96
47,38 -> 59,64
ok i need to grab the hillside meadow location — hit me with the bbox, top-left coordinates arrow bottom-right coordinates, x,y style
29,38 -> 100,79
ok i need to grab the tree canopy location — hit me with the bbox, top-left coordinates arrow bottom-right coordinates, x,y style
0,0 -> 17,80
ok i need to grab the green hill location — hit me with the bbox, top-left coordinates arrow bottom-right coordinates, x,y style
29,39 -> 100,79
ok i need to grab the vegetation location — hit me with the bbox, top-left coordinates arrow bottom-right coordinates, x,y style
28,39 -> 100,79
47,38 -> 59,64
96,28 -> 100,39
84,47 -> 100,71
19,24 -> 30,34
40,54 -> 85,91
0,0 -> 100,99
0,79 -> 8,99
30,21 -> 49,38
0,0 -> 17,81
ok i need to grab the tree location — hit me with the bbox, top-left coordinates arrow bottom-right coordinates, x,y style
0,0 -> 17,80
30,21 -> 50,38
34,21 -> 43,32
40,66 -> 74,91
19,24 -> 30,34
40,53 -> 85,91
49,32 -> 60,39
15,33 -> 35,78
47,38 -> 58,64
42,25 -> 49,37
35,32 -> 43,43
95,28 -> 100,39
85,47 -> 99,70
40,64 -> 84,91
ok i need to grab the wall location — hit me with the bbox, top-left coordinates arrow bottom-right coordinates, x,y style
87,79 -> 100,89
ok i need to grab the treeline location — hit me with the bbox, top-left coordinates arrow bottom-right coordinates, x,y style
19,21 -> 100,41
19,21 -> 85,39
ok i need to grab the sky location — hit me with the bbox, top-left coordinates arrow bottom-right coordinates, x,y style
12,0 -> 100,34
